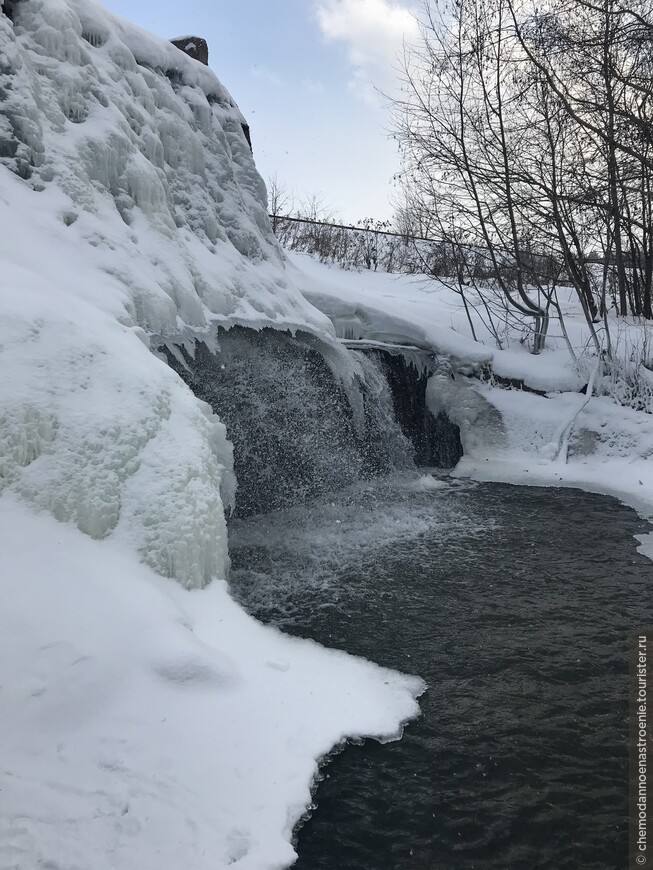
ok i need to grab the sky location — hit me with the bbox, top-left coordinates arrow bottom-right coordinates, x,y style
98,0 -> 421,223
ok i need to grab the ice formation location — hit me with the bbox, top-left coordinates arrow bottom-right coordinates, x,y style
0,0 -> 326,338
0,0 -> 336,587
426,369 -> 506,457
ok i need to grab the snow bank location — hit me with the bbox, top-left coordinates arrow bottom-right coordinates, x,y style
452,381 -> 653,472
490,347 -> 586,392
287,253 -> 591,390
451,385 -> 653,554
288,252 -> 491,370
0,497 -> 423,870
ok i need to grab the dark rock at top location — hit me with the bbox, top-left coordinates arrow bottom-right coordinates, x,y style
170,36 -> 209,66
2,0 -> 18,22
168,35 -> 252,151
241,123 -> 252,152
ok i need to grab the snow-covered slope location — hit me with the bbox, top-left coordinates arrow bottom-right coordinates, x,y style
0,4 -> 424,868
288,252 -> 492,370
288,251 -> 587,390
0,496 -> 423,870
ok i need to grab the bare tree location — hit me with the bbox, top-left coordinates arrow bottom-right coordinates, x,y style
393,0 -> 653,370
267,174 -> 294,234
393,0 -> 563,352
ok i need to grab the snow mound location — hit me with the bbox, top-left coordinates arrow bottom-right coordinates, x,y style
472,385 -> 653,467
490,348 -> 586,393
287,253 -> 491,370
0,498 -> 424,870
286,252 -> 590,391
452,386 -> 653,536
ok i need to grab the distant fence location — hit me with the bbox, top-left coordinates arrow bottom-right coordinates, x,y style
269,213 -> 436,244
268,213 -> 570,280
268,213 -> 621,282
268,214 -> 453,275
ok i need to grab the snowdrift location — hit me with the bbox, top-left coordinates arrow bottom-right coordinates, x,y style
289,252 -> 491,371
288,251 -> 587,391
0,3 -> 424,868
0,498 -> 423,870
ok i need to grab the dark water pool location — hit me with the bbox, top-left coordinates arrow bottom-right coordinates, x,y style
228,475 -> 653,870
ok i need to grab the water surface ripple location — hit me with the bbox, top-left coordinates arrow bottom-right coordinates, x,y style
229,475 -> 653,870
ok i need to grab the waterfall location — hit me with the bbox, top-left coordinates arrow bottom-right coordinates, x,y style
163,328 -> 462,516
348,350 -> 414,476
367,350 -> 463,468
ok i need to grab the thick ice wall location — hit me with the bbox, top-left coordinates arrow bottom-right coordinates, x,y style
0,173 -> 235,588
0,0 -> 337,586
426,369 -> 506,456
0,0 -> 331,338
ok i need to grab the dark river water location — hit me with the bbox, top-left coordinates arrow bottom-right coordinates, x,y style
228,473 -> 653,870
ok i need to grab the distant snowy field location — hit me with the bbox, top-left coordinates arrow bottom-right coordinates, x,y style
0,3 -> 422,869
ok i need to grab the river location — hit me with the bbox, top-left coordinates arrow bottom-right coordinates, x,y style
229,472 -> 653,870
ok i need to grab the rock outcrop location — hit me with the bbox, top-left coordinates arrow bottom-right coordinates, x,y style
170,35 -> 209,65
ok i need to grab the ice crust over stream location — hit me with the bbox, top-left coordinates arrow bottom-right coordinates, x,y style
0,4 -> 424,868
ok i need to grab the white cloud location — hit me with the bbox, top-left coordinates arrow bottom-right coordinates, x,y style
314,0 -> 419,102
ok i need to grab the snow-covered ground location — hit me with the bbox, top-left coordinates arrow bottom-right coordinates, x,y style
288,251 -> 588,389
0,4 -> 423,869
288,252 -> 653,560
0,496 -> 422,870
454,387 -> 653,563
